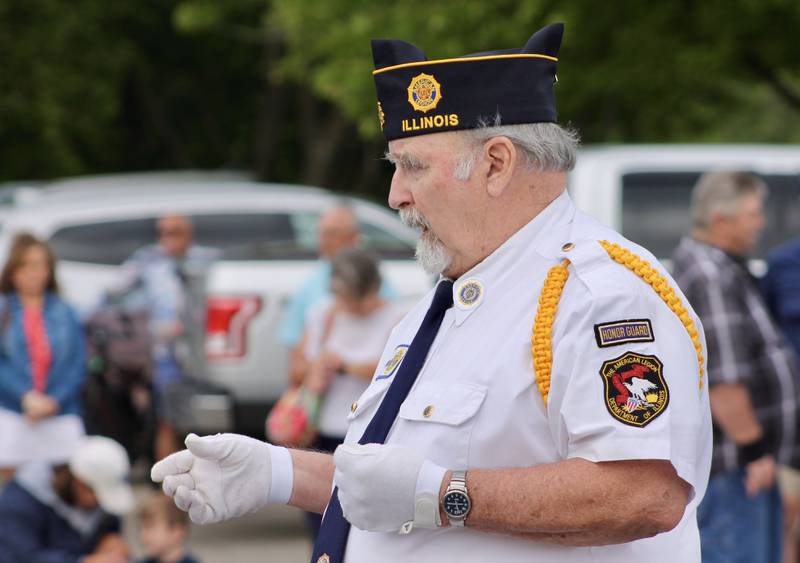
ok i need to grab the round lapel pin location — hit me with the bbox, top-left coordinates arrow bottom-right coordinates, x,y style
457,279 -> 484,309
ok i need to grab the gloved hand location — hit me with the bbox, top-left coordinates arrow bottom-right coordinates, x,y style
334,443 -> 447,533
151,433 -> 293,524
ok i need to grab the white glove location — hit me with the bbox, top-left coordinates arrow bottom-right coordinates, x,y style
150,433 -> 293,524
333,443 -> 447,533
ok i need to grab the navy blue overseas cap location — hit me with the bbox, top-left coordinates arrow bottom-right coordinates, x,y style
371,23 -> 563,141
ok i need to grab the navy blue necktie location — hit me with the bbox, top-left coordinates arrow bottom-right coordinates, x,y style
311,280 -> 454,563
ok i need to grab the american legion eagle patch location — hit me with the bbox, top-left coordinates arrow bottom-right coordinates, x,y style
599,352 -> 669,427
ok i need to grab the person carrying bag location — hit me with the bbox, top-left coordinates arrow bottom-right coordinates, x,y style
266,307 -> 336,448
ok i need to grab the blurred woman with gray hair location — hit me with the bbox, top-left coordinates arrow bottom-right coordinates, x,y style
299,248 -> 407,535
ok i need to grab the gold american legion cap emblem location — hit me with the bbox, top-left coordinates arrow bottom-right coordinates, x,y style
407,73 -> 442,113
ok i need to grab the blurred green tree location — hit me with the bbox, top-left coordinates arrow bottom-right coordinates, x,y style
0,0 -> 797,192
561,0 -> 800,142
0,1 -> 133,178
268,0 -> 800,143
0,0 -> 267,181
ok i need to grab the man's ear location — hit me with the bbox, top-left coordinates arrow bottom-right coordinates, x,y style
708,211 -> 728,233
483,137 -> 517,198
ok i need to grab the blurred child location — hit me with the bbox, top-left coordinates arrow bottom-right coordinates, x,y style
0,435 -> 133,563
137,494 -> 199,563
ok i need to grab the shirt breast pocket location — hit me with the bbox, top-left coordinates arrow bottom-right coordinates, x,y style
395,380 -> 487,468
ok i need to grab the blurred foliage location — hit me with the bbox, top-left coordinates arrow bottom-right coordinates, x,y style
268,0 -> 800,141
0,1 -> 133,177
0,0 -> 798,193
0,0 -> 266,181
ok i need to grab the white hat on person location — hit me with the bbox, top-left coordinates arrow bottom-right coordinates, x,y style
68,436 -> 135,515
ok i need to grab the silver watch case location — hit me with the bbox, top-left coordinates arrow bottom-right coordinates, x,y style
442,470 -> 471,526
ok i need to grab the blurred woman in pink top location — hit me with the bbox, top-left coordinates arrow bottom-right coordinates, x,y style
0,234 -> 87,480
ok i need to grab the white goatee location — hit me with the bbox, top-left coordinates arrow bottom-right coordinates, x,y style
399,207 -> 453,275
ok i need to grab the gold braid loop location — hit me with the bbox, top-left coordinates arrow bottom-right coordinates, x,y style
531,241 -> 706,406
598,240 -> 705,390
532,260 -> 570,407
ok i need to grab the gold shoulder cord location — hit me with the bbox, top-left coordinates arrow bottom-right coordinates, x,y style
532,260 -> 571,406
532,240 -> 705,407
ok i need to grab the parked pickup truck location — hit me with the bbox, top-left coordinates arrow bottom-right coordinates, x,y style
184,217 -> 431,436
0,172 -> 432,437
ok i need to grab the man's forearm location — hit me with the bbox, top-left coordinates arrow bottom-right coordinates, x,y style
288,449 -> 335,513
441,458 -> 690,546
344,361 -> 380,381
288,343 -> 309,387
709,383 -> 762,444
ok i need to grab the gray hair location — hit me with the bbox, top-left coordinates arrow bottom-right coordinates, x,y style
320,201 -> 358,230
453,116 -> 580,180
330,248 -> 382,299
690,171 -> 767,229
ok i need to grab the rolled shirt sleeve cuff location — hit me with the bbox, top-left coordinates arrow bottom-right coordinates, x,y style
568,438 -> 697,500
267,445 -> 294,505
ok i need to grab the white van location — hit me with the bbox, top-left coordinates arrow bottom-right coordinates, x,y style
569,145 -> 800,267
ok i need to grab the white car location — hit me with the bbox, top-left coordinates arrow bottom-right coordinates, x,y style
0,172 -> 432,434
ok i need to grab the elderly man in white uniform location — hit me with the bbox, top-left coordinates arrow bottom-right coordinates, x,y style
152,23 -> 712,563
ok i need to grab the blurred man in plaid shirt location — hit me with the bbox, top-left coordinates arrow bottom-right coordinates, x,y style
672,171 -> 800,563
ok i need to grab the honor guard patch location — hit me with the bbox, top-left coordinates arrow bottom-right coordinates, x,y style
407,73 -> 442,113
594,319 -> 654,348
376,345 -> 408,380
599,352 -> 669,427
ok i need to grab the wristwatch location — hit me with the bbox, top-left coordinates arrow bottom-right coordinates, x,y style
441,470 -> 471,526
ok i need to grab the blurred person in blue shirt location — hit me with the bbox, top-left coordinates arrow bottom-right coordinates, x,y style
279,205 -> 396,386
115,215 -> 218,462
763,237 -> 800,359
762,236 -> 800,563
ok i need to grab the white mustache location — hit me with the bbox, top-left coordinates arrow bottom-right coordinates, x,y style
399,207 -> 432,231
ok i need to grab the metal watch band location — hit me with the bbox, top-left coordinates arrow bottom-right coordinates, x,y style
450,470 -> 468,491
444,470 -> 469,527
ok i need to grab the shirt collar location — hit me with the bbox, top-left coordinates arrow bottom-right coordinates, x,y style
685,236 -> 757,282
685,236 -> 741,264
445,191 -> 574,325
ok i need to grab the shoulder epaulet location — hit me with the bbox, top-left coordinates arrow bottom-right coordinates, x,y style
532,240 -> 704,407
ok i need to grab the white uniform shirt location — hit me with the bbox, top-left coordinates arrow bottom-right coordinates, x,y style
341,192 -> 712,563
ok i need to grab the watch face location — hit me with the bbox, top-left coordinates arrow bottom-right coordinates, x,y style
443,491 -> 471,518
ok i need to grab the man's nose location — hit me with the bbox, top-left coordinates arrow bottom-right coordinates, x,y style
388,172 -> 413,210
